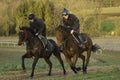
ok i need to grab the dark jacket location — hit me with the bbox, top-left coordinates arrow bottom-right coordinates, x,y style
29,18 -> 46,37
63,14 -> 80,33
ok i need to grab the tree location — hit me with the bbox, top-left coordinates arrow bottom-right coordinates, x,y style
44,0 -> 53,35
14,0 -> 44,33
83,16 -> 99,36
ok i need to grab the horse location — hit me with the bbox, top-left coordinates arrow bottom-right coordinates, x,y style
18,26 -> 66,78
55,25 -> 97,74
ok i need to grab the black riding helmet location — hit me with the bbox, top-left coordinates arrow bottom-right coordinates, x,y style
28,13 -> 35,20
62,8 -> 69,16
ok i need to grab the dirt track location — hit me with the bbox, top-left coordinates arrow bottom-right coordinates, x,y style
92,37 -> 120,51
0,65 -> 120,80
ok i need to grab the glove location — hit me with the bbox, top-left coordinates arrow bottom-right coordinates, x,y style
70,30 -> 74,34
35,33 -> 39,36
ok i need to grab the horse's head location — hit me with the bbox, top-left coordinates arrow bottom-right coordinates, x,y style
55,25 -> 70,46
18,26 -> 29,45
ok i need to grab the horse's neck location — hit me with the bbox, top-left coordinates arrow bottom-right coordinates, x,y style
27,32 -> 37,45
65,35 -> 77,47
27,31 -> 43,48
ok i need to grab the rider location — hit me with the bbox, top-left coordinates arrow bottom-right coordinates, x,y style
28,13 -> 49,50
62,8 -> 86,48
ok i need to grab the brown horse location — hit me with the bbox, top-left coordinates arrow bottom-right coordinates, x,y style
18,26 -> 66,78
55,25 -> 97,74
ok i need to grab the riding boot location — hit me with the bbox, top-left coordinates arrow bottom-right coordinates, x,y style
38,35 -> 48,51
73,32 -> 86,49
47,40 -> 54,51
78,35 -> 86,49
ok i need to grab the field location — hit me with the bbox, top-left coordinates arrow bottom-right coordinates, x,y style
0,37 -> 120,80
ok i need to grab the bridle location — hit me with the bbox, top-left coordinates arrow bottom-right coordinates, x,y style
19,29 -> 28,42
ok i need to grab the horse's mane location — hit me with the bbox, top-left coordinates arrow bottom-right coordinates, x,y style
55,25 -> 71,33
20,26 -> 30,31
20,26 -> 35,36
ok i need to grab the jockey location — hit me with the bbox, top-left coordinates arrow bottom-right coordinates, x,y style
62,8 -> 86,48
28,13 -> 49,50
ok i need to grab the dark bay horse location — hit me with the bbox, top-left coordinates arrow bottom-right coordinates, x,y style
55,25 -> 97,74
18,26 -> 66,78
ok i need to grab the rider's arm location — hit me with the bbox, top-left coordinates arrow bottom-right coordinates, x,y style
36,19 -> 45,35
71,16 -> 80,31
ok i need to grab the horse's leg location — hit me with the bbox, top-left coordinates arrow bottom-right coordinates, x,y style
53,46 -> 66,74
72,54 -> 79,71
30,57 -> 39,78
84,49 -> 91,74
44,58 -> 52,76
65,56 -> 77,74
22,53 -> 32,71
53,52 -> 66,75
79,55 -> 85,72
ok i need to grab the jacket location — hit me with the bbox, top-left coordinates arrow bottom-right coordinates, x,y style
29,18 -> 46,37
63,14 -> 80,33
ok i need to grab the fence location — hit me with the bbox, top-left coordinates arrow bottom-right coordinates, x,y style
0,41 -> 18,47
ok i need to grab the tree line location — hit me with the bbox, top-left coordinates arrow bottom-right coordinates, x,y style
0,0 -> 120,36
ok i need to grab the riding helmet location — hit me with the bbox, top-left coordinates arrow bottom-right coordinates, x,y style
28,13 -> 35,20
62,8 -> 69,16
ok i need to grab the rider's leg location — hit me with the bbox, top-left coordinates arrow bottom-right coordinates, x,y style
78,35 -> 86,48
38,35 -> 48,50
73,32 -> 86,48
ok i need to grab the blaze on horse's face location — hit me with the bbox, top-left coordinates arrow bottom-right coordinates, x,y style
18,28 -> 27,45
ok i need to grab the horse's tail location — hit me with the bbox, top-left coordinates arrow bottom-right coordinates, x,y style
92,44 -> 102,52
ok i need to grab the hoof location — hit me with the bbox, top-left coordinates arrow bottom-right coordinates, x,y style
76,67 -> 81,71
73,70 -> 77,74
64,71 -> 66,75
30,76 -> 33,79
75,72 -> 77,74
83,71 -> 87,74
71,67 -> 77,74
48,73 -> 51,76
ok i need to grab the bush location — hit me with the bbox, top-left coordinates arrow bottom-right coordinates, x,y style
100,20 -> 115,35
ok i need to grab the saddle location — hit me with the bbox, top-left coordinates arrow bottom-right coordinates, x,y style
38,35 -> 54,51
79,33 -> 87,43
72,33 -> 87,49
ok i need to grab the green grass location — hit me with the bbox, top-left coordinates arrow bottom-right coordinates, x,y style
0,47 -> 120,80
90,50 -> 120,66
0,47 -> 68,73
47,68 -> 120,80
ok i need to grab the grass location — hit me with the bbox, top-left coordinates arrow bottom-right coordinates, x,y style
0,47 -> 120,80
47,69 -> 120,80
0,47 -> 68,73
